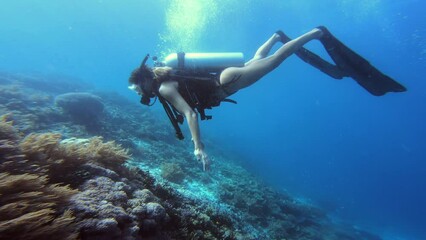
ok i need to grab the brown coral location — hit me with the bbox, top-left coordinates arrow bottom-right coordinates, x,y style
19,133 -> 63,165
0,114 -> 19,142
0,115 -> 27,174
0,121 -> 132,239
19,133 -> 130,182
1,121 -> 78,239
58,136 -> 130,170
0,173 -> 78,240
80,137 -> 130,169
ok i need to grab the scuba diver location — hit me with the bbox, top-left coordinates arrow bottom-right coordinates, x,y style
128,26 -> 406,171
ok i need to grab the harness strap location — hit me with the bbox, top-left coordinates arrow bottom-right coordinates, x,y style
158,96 -> 184,140
177,52 -> 185,70
159,71 -> 239,139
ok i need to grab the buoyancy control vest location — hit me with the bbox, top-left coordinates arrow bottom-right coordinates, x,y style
170,70 -> 234,119
159,52 -> 244,140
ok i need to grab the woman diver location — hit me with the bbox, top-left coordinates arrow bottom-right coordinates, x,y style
128,26 -> 406,171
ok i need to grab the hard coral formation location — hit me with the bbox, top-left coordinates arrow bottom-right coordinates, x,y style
54,92 -> 104,126
72,175 -> 170,238
161,162 -> 185,183
71,177 -> 133,239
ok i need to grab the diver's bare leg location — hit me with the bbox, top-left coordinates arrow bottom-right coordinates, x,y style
244,33 -> 282,66
220,28 -> 323,90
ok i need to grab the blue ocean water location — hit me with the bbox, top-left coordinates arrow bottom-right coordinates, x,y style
1,0 -> 425,239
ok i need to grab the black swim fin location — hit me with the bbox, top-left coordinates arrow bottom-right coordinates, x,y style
317,26 -> 407,96
276,30 -> 347,80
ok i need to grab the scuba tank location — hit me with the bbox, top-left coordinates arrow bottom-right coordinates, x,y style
163,52 -> 244,72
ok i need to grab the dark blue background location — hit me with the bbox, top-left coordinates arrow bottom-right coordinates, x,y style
1,1 -> 425,239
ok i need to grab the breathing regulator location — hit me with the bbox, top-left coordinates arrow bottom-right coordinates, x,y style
136,54 -> 163,106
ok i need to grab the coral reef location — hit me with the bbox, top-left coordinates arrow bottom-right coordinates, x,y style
0,113 -> 172,239
0,173 -> 78,240
55,92 -> 104,130
0,115 -> 32,176
18,133 -> 129,186
0,72 -> 383,240
161,162 -> 185,183
0,115 -> 78,240
71,176 -> 169,239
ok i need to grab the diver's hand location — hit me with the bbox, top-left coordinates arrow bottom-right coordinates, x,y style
194,148 -> 210,171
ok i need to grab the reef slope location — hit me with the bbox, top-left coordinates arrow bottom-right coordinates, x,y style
0,72 -> 381,240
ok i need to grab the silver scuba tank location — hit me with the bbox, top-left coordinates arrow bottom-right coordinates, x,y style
163,52 -> 244,72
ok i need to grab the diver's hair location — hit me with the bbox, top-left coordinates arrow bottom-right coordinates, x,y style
128,67 -> 144,85
153,67 -> 173,82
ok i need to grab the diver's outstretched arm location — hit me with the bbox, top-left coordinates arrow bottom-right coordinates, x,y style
158,81 -> 210,171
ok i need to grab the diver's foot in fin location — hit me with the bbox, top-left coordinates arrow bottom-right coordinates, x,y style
311,27 -> 324,39
317,26 -> 407,96
275,29 -> 347,79
275,30 -> 291,43
316,26 -> 331,40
